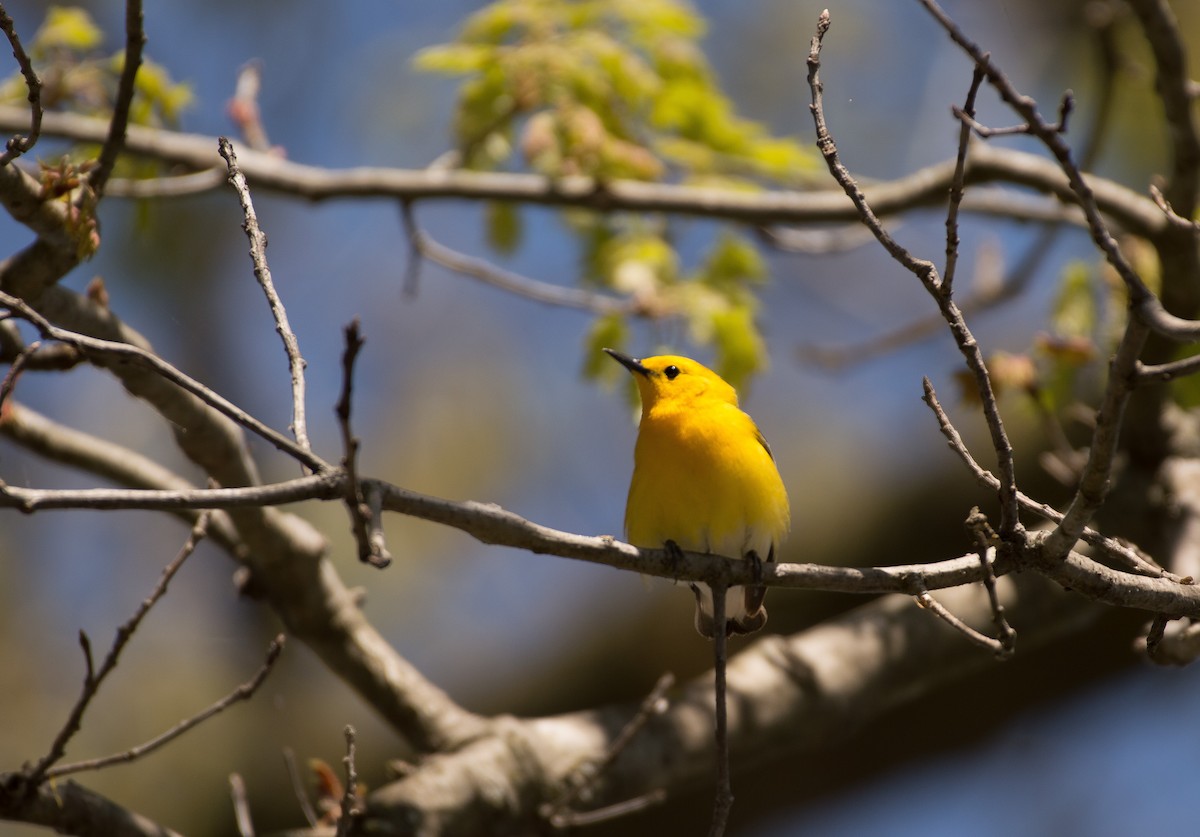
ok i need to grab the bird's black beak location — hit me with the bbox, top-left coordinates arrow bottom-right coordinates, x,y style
603,348 -> 650,376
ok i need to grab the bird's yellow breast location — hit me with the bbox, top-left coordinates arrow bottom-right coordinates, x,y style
625,399 -> 789,560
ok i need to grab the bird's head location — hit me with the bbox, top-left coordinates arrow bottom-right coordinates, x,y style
603,348 -> 738,413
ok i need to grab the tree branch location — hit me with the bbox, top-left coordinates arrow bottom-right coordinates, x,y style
45,634 -> 285,779
0,289 -> 327,472
360,571 -> 1099,835
87,0 -> 144,198
807,9 -> 1020,537
0,1 -> 42,166
0,774 -> 184,837
0,106 -> 1169,238
218,137 -> 312,457
23,513 -> 210,787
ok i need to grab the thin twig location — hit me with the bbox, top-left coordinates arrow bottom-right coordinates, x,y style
335,319 -> 390,568
801,12 -> 1121,371
807,8 -> 1020,536
87,0 -> 145,198
0,2 -> 43,165
283,747 -> 320,828
1126,0 -> 1200,216
965,507 -> 1017,657
335,725 -> 360,837
104,168 -> 228,199
918,0 -> 1194,343
549,791 -> 668,827
1135,353 -> 1200,385
230,773 -> 256,837
0,338 -> 37,410
920,377 -> 1183,581
706,581 -> 732,837
1140,616 -> 1200,665
399,202 -> 637,315
914,583 -> 1009,655
218,137 -> 311,457
1043,317 -> 1149,558
46,634 -> 285,779
543,672 -> 675,827
0,401 -> 243,556
0,290 -> 328,473
23,513 -> 211,787
0,466 -> 340,511
943,66 -> 986,295
1143,613 -> 1170,661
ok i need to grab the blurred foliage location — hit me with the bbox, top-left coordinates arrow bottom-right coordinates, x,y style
415,0 -> 819,391
956,238 -> 1151,427
0,5 -> 193,179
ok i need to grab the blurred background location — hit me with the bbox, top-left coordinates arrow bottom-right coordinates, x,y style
2,1 -> 1199,834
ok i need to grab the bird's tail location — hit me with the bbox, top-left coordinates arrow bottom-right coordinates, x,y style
690,583 -> 768,638
690,547 -> 773,638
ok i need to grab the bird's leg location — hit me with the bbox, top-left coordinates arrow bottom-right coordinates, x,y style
735,548 -> 770,634
663,538 -> 686,578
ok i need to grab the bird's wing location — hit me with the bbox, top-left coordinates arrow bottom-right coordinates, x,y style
755,426 -> 776,462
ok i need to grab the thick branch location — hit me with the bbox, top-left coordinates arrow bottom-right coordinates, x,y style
361,572 -> 1097,835
0,775 -> 182,837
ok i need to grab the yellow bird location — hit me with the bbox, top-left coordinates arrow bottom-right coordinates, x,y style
605,348 -> 790,637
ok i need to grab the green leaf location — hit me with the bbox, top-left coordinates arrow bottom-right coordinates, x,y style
710,304 -> 765,393
582,312 -> 629,380
700,232 -> 765,290
36,6 -> 103,52
1051,260 -> 1096,340
485,201 -> 522,254
413,44 -> 496,75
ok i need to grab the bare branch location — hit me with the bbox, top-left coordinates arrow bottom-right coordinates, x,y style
942,66 -> 986,295
400,202 -> 637,315
87,0 -> 145,198
807,9 -> 1020,537
230,773 -> 256,837
335,319 -> 391,568
0,775 -> 184,837
1140,616 -> 1200,665
106,168 -> 228,198
919,0 -> 1200,347
334,725 -> 361,837
0,467 -> 340,511
966,508 -> 1017,656
0,106 -> 1170,238
1042,316 -> 1149,558
218,137 -> 312,456
0,290 -> 328,472
0,336 -> 36,409
1126,0 -> 1200,216
284,747 -> 321,828
0,401 -> 246,555
46,634 -> 285,779
920,377 -> 1182,582
915,582 -> 1009,655
363,571 -> 1100,833
0,2 -> 42,165
1135,352 -> 1200,386
24,513 -> 210,786
543,672 -> 674,828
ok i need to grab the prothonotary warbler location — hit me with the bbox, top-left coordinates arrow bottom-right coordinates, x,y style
605,348 -> 790,638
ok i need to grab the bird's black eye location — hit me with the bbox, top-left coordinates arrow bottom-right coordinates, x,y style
664,365 -> 680,380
